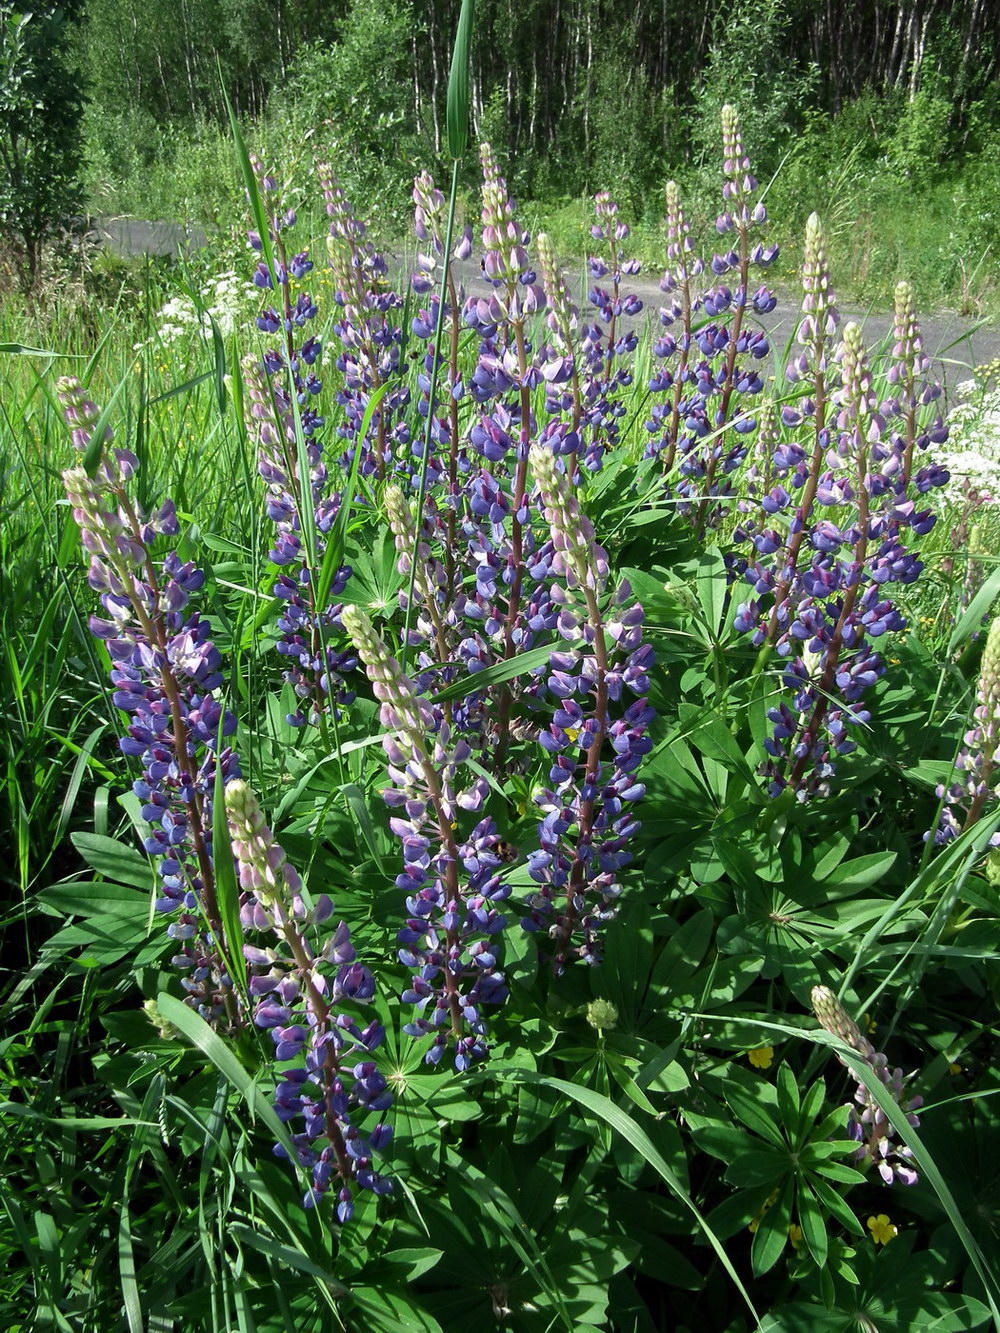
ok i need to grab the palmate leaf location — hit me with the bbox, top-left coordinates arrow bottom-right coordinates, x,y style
695,1013 -> 1000,1329
70,831 -> 153,889
491,1067 -> 761,1325
695,544 -> 728,641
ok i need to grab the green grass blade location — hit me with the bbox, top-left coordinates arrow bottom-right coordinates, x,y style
155,992 -> 301,1173
446,0 -> 476,160
948,562 -> 1000,653
221,79 -> 277,291
433,640 -> 569,701
118,1203 -> 144,1333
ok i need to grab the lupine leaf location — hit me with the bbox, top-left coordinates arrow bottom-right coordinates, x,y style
492,1067 -> 760,1324
696,1012 -> 1000,1325
70,832 -> 153,890
155,992 -> 302,1174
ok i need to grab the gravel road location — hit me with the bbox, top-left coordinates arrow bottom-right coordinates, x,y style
93,217 -> 998,398
447,257 -> 999,400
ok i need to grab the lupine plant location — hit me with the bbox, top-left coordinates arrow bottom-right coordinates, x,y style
811,986 -> 923,1187
936,615 -> 1000,842
13,87 -> 1000,1333
226,779 -> 392,1219
58,376 -> 242,1025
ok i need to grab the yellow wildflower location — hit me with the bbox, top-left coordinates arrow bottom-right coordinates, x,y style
788,1223 -> 803,1249
748,1046 -> 774,1069
749,1187 -> 780,1233
867,1214 -> 898,1246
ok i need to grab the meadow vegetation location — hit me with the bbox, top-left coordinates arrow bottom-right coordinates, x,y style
3,2 -> 1000,1330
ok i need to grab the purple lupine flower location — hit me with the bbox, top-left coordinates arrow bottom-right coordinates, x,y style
342,605 -> 510,1070
645,180 -> 704,472
811,986 -> 922,1186
736,212 -> 841,652
226,780 -> 392,1219
241,353 -> 356,729
382,481 -> 483,712
577,191 -> 641,472
688,108 -> 775,531
758,319 -> 940,796
319,167 -> 407,480
884,279 -> 942,486
241,157 -> 365,729
727,210 -> 947,797
537,231 -> 582,430
761,323 -> 894,796
474,142 -> 544,322
411,169 -> 473,293
935,616 -> 1000,843
58,377 -> 240,1024
460,143 -> 554,771
644,110 -> 775,530
522,445 -> 654,971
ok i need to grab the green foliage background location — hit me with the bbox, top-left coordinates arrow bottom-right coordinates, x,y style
70,0 -> 1000,309
3,2 -> 1000,1329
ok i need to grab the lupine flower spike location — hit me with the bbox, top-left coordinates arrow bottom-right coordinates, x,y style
320,167 -> 406,479
342,605 -> 511,1069
523,446 -> 654,971
242,160 -> 356,729
645,109 -> 775,526
886,279 -> 937,485
732,213 -> 945,798
226,780 -> 392,1220
937,616 -> 1000,842
811,986 -> 922,1185
645,180 -> 703,473
58,378 -> 241,1024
